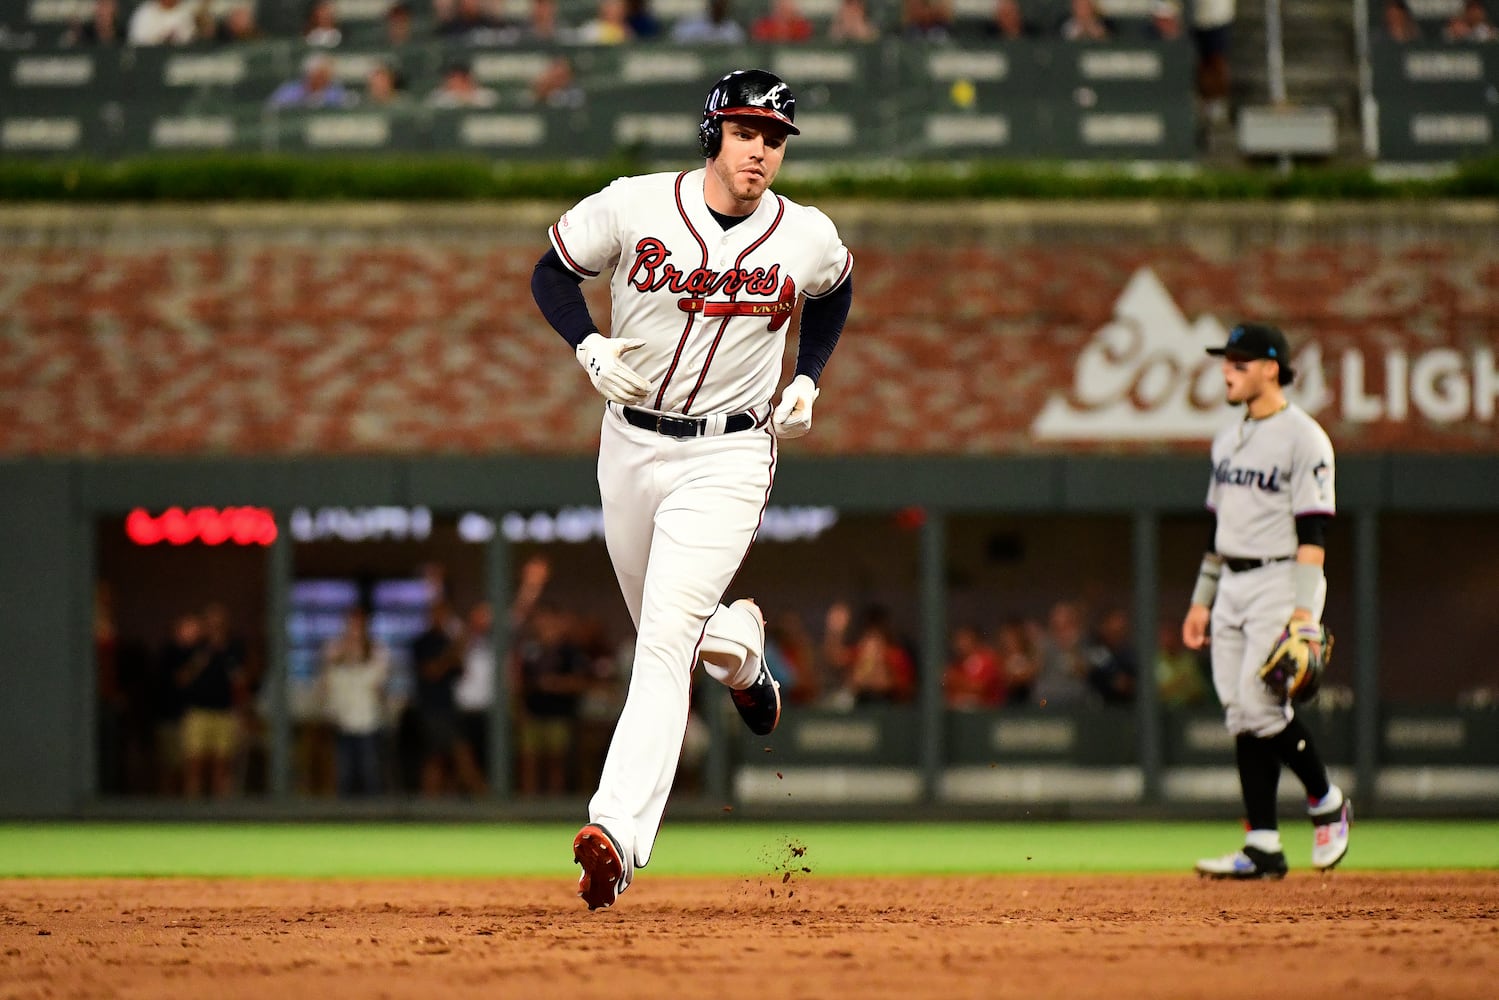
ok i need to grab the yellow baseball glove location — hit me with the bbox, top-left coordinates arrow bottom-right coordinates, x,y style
1259,621 -> 1333,703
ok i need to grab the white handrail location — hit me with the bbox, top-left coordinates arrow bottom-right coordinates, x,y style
1352,0 -> 1377,158
1265,0 -> 1288,105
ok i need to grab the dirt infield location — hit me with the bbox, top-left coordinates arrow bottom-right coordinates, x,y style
2,872 -> 1495,999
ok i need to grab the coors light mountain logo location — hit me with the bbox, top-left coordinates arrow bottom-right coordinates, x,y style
1031,268 -> 1330,441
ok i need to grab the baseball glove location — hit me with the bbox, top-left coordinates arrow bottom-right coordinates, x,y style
1259,620 -> 1333,702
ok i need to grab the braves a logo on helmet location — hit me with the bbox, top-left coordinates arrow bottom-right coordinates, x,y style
758,83 -> 790,112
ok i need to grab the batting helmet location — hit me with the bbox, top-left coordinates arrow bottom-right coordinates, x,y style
698,69 -> 799,158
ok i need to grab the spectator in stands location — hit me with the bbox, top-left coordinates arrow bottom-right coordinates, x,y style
838,606 -> 918,706
303,0 -> 343,46
516,603 -> 592,796
412,598 -> 487,797
267,53 -> 354,109
1032,599 -> 1096,708
439,0 -> 513,41
454,601 -> 495,781
383,1 -> 415,44
1146,0 -> 1182,40
1191,0 -> 1235,124
578,0 -> 634,42
529,54 -> 586,107
821,600 -> 857,684
753,0 -> 815,42
64,0 -> 123,46
1445,0 -> 1497,40
1060,0 -> 1112,40
983,0 -> 1038,39
765,611 -> 820,705
364,61 -> 411,106
522,0 -> 576,41
1155,620 -> 1209,709
625,0 -> 664,38
152,613 -> 198,796
902,0 -> 954,39
1382,0 -> 1422,41
1084,607 -> 1137,705
127,0 -> 197,45
828,0 -> 880,41
178,602 -> 246,798
317,607 -> 390,797
997,615 -> 1041,705
944,624 -> 1006,709
426,57 -> 501,107
671,0 -> 747,43
210,3 -> 264,43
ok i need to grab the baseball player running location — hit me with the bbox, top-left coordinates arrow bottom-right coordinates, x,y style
1183,323 -> 1351,879
529,69 -> 853,910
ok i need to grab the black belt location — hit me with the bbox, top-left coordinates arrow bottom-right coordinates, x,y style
620,405 -> 755,439
1223,555 -> 1294,573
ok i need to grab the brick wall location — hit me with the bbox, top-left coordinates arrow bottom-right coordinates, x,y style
3,201 -> 1496,456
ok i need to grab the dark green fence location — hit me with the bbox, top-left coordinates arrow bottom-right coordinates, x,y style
1370,40 -> 1499,163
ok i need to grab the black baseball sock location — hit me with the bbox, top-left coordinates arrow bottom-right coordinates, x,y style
1267,717 -> 1331,802
1236,732 -> 1282,832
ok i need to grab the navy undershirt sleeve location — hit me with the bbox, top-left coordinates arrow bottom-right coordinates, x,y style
1206,512 -> 1218,554
1295,513 -> 1330,548
796,275 -> 852,385
531,248 -> 597,349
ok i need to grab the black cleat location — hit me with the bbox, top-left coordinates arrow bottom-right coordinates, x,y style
730,664 -> 782,737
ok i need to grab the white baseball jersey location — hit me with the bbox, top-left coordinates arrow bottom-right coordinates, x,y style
1206,403 -> 1336,558
549,168 -> 853,416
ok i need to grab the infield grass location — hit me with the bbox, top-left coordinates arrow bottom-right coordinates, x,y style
0,821 -> 1494,878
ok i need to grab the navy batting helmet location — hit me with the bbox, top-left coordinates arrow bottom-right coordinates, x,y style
698,69 -> 799,158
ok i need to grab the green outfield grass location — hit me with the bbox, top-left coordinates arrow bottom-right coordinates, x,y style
0,821 -> 1494,879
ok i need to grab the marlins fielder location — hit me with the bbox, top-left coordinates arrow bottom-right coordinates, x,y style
1184,323 -> 1351,879
529,69 -> 853,909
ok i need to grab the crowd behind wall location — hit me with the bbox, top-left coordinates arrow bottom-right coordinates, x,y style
94,509 -> 1383,803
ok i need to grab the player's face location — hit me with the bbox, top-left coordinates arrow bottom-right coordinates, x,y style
1221,356 -> 1275,405
709,117 -> 790,212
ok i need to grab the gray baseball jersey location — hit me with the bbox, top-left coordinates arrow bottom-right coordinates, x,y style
1207,403 -> 1336,558
1205,402 -> 1334,737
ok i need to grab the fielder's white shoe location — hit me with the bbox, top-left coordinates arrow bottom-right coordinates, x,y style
1310,787 -> 1352,871
1195,846 -> 1288,880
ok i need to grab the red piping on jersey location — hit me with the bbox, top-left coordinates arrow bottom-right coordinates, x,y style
653,172 -> 711,411
732,196 -> 785,279
682,317 -> 730,415
680,197 -> 787,413
825,251 -> 855,296
551,224 -> 599,277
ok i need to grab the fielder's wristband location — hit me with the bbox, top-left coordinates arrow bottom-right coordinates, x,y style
1191,554 -> 1223,608
1292,561 -> 1323,615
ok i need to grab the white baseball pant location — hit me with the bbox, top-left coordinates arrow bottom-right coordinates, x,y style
588,404 -> 776,867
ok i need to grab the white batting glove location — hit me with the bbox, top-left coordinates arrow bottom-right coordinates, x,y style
576,332 -> 650,406
772,374 -> 820,439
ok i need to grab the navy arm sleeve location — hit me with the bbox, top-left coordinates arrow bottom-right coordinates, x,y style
1295,513 -> 1330,548
531,248 -> 598,349
795,275 -> 852,385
